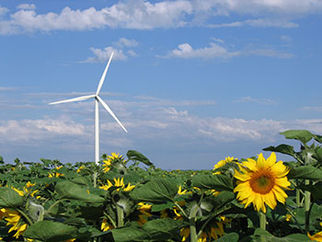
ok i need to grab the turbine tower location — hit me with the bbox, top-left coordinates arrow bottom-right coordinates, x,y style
49,52 -> 127,165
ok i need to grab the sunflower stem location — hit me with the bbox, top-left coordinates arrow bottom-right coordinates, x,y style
189,223 -> 198,242
304,180 -> 311,232
116,205 -> 124,227
17,208 -> 33,225
259,212 -> 267,242
189,203 -> 199,242
296,186 -> 301,207
106,213 -> 117,229
259,211 -> 266,230
93,171 -> 97,188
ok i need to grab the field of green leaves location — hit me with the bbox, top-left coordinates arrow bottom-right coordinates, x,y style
0,129 -> 321,241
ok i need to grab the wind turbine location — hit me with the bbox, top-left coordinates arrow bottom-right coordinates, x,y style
49,52 -> 127,165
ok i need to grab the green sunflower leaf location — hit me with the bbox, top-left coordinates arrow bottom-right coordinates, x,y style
252,228 -> 309,241
55,181 -> 105,203
127,150 -> 154,167
217,232 -> 239,241
129,178 -> 178,202
110,223 -> 148,242
0,187 -> 24,208
263,144 -> 295,156
191,174 -> 233,191
280,130 -> 314,144
142,218 -> 185,240
288,165 -> 322,180
24,221 -> 78,242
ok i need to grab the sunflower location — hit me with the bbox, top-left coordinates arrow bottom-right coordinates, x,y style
233,152 -> 290,213
179,223 -> 224,242
209,222 -> 224,240
101,218 -> 114,232
76,165 -> 85,173
179,227 -> 190,241
137,202 -> 152,225
213,156 -> 237,174
48,166 -> 64,178
4,209 -> 28,239
102,153 -> 124,173
11,183 -> 38,197
177,185 -> 187,195
99,177 -> 135,192
308,231 -> 322,241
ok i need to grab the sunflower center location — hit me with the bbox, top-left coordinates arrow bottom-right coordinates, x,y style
249,171 -> 275,194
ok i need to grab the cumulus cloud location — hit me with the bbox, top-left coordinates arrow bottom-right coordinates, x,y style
115,38 -> 138,48
0,118 -> 85,142
164,41 -> 293,60
0,1 -> 192,34
2,93 -> 322,167
85,47 -> 127,62
0,6 -> 8,16
208,18 -> 299,28
17,4 -> 36,10
83,37 -> 138,62
166,42 -> 240,59
1,0 -> 322,34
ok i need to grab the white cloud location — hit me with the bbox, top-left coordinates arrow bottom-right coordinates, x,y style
17,4 -> 36,10
164,41 -> 293,60
115,37 -> 138,48
85,47 -> 127,62
209,0 -> 322,15
281,35 -> 292,42
1,0 -> 322,34
208,18 -> 298,28
83,37 -> 139,62
211,37 -> 224,43
0,118 -> 85,142
0,86 -> 16,91
0,6 -> 8,16
2,93 -> 322,167
2,102 -> 322,145
0,1 -> 192,34
166,42 -> 240,59
234,96 -> 277,105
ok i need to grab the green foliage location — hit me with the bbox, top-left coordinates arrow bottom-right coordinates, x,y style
280,130 -> 314,144
130,178 -> 178,202
24,221 -> 78,241
191,174 -> 234,191
263,144 -> 295,156
288,165 -> 322,180
252,228 -> 309,241
0,131 -> 321,241
127,150 -> 154,167
0,187 -> 24,208
217,232 -> 239,241
55,180 -> 105,203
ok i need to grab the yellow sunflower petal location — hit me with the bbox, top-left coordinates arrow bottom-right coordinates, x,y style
234,152 -> 290,213
266,152 -> 276,167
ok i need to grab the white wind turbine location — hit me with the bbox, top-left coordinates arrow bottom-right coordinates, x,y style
49,52 -> 127,165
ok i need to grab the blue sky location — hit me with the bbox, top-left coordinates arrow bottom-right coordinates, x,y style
1,0 -> 322,169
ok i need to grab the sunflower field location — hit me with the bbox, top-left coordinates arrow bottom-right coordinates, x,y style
0,129 -> 321,242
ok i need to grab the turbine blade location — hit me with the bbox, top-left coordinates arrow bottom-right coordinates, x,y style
96,52 -> 114,95
96,95 -> 128,133
49,94 -> 96,105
